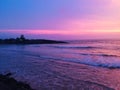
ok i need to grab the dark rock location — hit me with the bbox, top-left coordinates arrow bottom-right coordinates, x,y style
0,74 -> 34,90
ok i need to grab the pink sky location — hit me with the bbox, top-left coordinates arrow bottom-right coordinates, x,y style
0,0 -> 120,40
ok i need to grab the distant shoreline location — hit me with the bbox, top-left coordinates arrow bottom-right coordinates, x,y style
0,35 -> 67,44
0,39 -> 67,44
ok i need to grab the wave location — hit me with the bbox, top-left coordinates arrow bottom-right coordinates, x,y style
6,50 -> 120,69
6,45 -> 120,69
26,53 -> 120,69
61,57 -> 120,69
52,46 -> 99,49
80,53 -> 120,58
77,60 -> 120,69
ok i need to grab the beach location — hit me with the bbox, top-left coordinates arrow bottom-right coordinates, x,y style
1,0 -> 120,89
0,60 -> 114,90
0,40 -> 120,90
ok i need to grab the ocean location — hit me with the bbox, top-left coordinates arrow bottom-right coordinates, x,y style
0,40 -> 120,90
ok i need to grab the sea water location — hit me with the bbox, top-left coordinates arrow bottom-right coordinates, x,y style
0,40 -> 120,89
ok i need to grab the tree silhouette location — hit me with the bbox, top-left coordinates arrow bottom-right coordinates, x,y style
20,35 -> 25,41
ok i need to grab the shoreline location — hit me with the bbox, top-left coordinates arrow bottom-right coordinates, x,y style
0,71 -> 113,90
5,60 -> 114,90
0,38 -> 67,44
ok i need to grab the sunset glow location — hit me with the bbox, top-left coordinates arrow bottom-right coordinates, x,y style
1,1 -> 120,90
0,0 -> 120,39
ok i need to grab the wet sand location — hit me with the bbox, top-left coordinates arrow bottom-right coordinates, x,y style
11,60 -> 115,90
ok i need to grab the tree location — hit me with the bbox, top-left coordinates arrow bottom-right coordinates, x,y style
20,35 -> 25,41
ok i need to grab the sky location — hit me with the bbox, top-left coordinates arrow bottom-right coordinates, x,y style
0,0 -> 120,40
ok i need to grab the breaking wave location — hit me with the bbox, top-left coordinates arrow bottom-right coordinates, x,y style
52,46 -> 99,49
80,53 -> 120,58
25,53 -> 120,69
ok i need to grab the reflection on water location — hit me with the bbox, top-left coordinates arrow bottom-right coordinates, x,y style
0,40 -> 120,89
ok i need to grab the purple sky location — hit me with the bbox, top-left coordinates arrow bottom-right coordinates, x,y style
0,0 -> 120,39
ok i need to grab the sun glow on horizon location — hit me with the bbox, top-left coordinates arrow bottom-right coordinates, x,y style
1,29 -> 120,35
0,29 -> 120,40
0,0 -> 120,39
